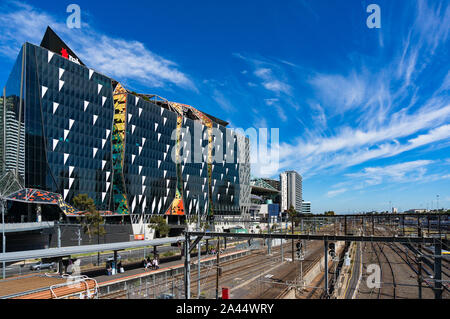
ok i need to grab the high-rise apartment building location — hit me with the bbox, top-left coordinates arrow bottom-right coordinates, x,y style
280,170 -> 302,212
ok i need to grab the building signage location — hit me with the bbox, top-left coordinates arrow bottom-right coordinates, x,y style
40,26 -> 85,66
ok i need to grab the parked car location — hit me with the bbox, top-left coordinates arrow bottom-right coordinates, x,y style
29,261 -> 56,271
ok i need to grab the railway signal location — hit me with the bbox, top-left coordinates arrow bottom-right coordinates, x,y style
296,241 -> 304,260
328,242 -> 336,258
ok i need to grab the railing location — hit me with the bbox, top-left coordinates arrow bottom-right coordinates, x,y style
49,275 -> 98,299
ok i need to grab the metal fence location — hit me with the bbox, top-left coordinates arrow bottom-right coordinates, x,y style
98,248 -> 252,299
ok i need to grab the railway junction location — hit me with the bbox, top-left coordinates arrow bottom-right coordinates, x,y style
0,213 -> 448,299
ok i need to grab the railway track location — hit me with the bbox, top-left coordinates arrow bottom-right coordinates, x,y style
388,242 -> 450,294
376,243 -> 396,299
372,227 -> 449,297
190,253 -> 277,294
368,241 -> 383,299
100,289 -> 127,299
259,253 -> 323,299
185,241 -> 296,297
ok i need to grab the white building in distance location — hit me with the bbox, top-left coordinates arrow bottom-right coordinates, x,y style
302,201 -> 311,214
280,170 -> 302,212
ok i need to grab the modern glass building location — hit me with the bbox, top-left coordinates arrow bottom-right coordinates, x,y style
0,27 -> 251,229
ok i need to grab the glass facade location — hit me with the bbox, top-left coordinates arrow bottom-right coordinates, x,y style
1,42 -> 251,220
1,46 -> 26,179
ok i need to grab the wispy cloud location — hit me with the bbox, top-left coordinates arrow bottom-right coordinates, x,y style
211,89 -> 236,112
327,188 -> 347,198
254,68 -> 291,95
346,160 -> 435,186
325,159 -> 449,199
269,1 -> 450,180
0,1 -> 195,91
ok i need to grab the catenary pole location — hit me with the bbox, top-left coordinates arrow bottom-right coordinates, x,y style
184,232 -> 190,299
197,197 -> 201,299
215,237 -> 220,299
2,200 -> 5,279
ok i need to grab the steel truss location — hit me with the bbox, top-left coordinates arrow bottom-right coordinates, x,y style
183,231 -> 448,299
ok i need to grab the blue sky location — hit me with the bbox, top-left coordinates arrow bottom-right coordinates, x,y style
0,0 -> 449,213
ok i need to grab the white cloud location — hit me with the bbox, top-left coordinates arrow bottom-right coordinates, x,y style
211,89 -> 235,112
327,159 -> 445,195
309,72 -> 366,113
327,188 -> 347,198
346,160 -> 434,185
254,68 -> 291,95
0,1 -> 195,91
277,101 -> 450,177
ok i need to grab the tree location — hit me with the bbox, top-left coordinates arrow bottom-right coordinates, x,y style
73,194 -> 105,265
149,215 -> 170,238
287,206 -> 298,227
324,211 -> 335,216
287,205 -> 297,262
73,194 -> 106,242
73,193 -> 95,211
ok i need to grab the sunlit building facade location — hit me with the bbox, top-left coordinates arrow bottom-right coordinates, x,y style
0,27 -> 251,228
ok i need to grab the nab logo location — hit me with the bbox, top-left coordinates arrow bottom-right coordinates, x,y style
61,48 -> 69,59
61,47 -> 80,65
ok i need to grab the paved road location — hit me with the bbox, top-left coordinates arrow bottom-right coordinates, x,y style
344,242 -> 361,299
1,238 -> 241,278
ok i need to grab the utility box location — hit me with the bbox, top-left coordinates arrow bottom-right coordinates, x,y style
222,287 -> 229,299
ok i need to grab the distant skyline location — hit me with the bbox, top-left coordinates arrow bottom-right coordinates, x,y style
0,0 -> 448,213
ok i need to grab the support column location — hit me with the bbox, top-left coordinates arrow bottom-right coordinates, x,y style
362,216 -> 364,236
434,241 -> 442,299
438,214 -> 441,238
197,237 -> 201,299
402,216 -> 405,236
417,254 -> 422,299
184,233 -> 190,299
324,237 -> 328,297
268,218 -> 271,255
291,218 -> 295,262
215,237 -> 220,299
57,222 -> 61,248
372,215 -> 375,235
1,201 -> 6,279
58,258 -> 64,275
77,227 -> 82,246
113,250 -> 118,274
417,216 -> 421,238
344,216 -> 347,235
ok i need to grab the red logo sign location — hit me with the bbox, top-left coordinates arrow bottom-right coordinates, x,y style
61,48 -> 69,59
